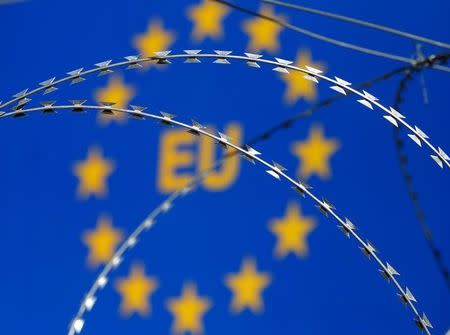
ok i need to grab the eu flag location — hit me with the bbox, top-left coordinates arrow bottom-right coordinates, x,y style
0,0 -> 449,334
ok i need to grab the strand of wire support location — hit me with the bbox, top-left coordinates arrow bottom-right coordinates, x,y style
212,0 -> 450,73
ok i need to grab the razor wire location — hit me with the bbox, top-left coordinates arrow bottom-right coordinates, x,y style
212,0 -> 450,73
0,2 -> 446,332
0,104 -> 433,334
31,55 -> 450,326
1,51 -> 449,168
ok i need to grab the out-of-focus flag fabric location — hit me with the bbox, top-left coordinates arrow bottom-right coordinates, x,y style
0,0 -> 449,334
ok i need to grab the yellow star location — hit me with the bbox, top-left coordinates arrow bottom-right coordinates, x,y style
133,19 -> 175,67
281,49 -> 325,104
269,202 -> 316,259
73,146 -> 115,199
82,215 -> 123,267
242,5 -> 284,53
291,124 -> 339,179
187,0 -> 229,41
167,282 -> 212,334
115,263 -> 158,317
224,258 -> 271,314
95,76 -> 135,125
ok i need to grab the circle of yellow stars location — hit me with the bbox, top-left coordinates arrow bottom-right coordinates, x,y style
72,2 -> 344,333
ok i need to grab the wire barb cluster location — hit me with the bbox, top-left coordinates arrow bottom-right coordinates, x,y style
0,104 -> 433,334
1,50 -> 449,169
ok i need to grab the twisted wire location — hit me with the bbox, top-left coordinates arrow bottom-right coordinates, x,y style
0,104 -> 433,334
212,0 -> 450,73
261,0 -> 450,50
0,51 -> 448,168
392,70 -> 450,290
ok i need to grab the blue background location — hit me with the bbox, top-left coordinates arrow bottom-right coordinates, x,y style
0,0 -> 449,334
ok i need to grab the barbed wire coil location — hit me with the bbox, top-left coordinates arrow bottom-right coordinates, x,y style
1,51 -> 448,168
0,104 -> 433,334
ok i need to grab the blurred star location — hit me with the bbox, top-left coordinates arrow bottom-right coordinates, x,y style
269,202 -> 316,259
95,76 -> 135,125
291,125 -> 339,179
225,258 -> 271,314
242,5 -> 284,53
73,146 -> 115,198
82,215 -> 123,267
187,0 -> 229,41
133,19 -> 175,67
281,49 -> 325,104
167,282 -> 211,334
115,264 -> 158,317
